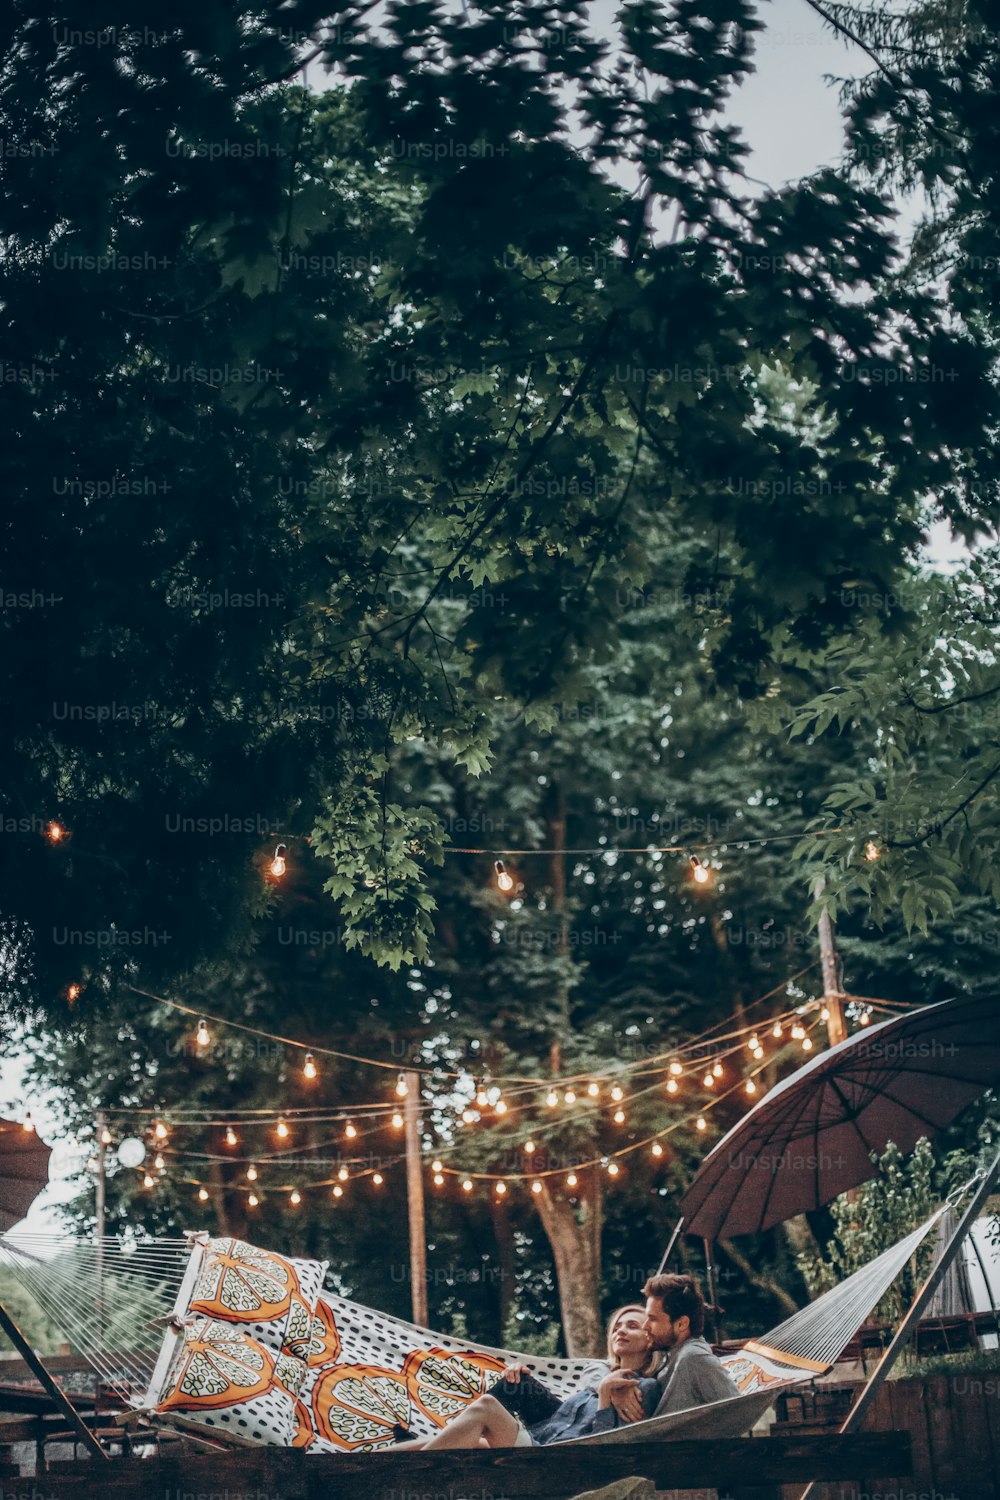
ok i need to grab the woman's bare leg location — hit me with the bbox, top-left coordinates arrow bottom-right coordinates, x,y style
420,1394 -> 523,1450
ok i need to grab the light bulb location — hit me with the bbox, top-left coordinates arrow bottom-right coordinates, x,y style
345,1122 -> 357,1139
372,1173 -> 383,1186
748,1034 -> 760,1050
246,1163 -> 258,1181
143,1173 -> 154,1188
696,1116 -> 706,1131
669,1061 -> 683,1076
462,1178 -> 473,1192
391,1111 -> 404,1129
100,1126 -> 112,1146
196,1018 -> 211,1048
47,821 -> 65,843
820,1005 -> 830,1021
67,983 -> 81,1003
154,1121 -> 168,1140
651,1142 -> 663,1158
225,1127 -> 238,1147
396,1074 -> 409,1097
338,1166 -> 349,1182
494,859 -> 514,892
689,855 -> 710,884
433,1173 -> 444,1186
303,1053 -> 318,1080
566,1172 -> 578,1187
666,1078 -> 678,1094
613,1108 -> 625,1124
703,1072 -> 714,1088
791,1024 -> 805,1040
197,1187 -> 209,1202
587,1082 -> 600,1097
495,1181 -> 507,1195
289,1189 -> 301,1205
248,1193 -> 259,1207
865,840 -> 880,861
752,1045 -> 764,1060
495,1099 -> 508,1115
607,1162 -> 620,1176
461,1108 -> 477,1124
523,1140 -> 536,1154
713,1061 -> 723,1077
546,1090 -> 559,1108
23,1113 -> 35,1134
610,1084 -> 624,1102
270,843 -> 287,878
531,1179 -> 542,1194
154,1153 -> 165,1171
745,1079 -> 757,1095
475,1089 -> 489,1107
432,1159 -> 443,1173
276,1118 -> 289,1139
772,1022 -> 782,1038
802,1037 -> 814,1051
564,1089 -> 576,1105
860,1010 -> 872,1026
333,1184 -> 343,1198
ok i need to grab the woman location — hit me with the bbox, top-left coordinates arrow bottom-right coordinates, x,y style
396,1305 -> 662,1450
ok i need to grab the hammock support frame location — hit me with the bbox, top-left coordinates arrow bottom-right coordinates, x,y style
0,1295 -> 108,1461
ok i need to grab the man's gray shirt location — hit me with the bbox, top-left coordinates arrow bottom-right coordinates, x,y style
652,1336 -> 740,1417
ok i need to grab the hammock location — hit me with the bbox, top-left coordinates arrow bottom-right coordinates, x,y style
0,1202 -> 946,1452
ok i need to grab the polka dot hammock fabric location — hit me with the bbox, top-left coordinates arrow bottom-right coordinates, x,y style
134,1214 -> 949,1451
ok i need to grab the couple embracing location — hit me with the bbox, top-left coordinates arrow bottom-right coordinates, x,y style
396,1273 -> 739,1450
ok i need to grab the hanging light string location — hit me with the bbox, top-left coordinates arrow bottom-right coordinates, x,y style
446,829 -> 841,857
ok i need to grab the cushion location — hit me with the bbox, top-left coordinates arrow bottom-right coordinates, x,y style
188,1237 -> 328,1357
156,1317 -> 298,1446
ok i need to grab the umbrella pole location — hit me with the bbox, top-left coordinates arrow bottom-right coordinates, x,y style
0,1296 -> 109,1461
796,1145 -> 1000,1500
655,1217 -> 684,1274
703,1237 -> 722,1343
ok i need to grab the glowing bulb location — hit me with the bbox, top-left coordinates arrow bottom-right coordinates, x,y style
197,1187 -> 209,1202
462,1178 -> 473,1192
524,1140 -> 536,1154
564,1089 -> 576,1105
689,855 -> 710,884
67,983 -> 81,1003
196,1018 -> 211,1048
289,1189 -> 301,1205
802,1037 -> 814,1051
495,1099 -> 508,1115
391,1111 -> 404,1129
344,1122 -> 357,1139
338,1166 -> 349,1182
703,1072 -> 714,1088
372,1172 -> 383,1186
270,843 -> 287,878
860,1010 -> 872,1026
143,1173 -> 154,1188
610,1084 -> 624,1102
433,1173 -> 444,1186
303,1053 -> 318,1080
820,1005 -> 830,1021
332,1184 -> 343,1198
461,1108 -> 477,1124
495,1181 -> 507,1195
607,1162 -> 620,1176
494,859 -> 514,892
865,840 -> 880,861
248,1193 -> 259,1207
696,1116 -> 706,1131
432,1159 -> 443,1173
276,1118 -> 289,1139
791,1024 -> 805,1041
475,1088 -> 489,1107
100,1126 -> 112,1146
745,1079 -> 757,1095
246,1163 -> 258,1181
713,1061 -> 723,1077
47,821 -> 65,843
546,1090 -> 559,1108
669,1061 -> 683,1076
154,1153 -> 165,1171
772,1022 -> 783,1038
22,1113 -> 35,1134
587,1082 -> 600,1097
566,1172 -> 578,1187
225,1127 -> 238,1147
613,1108 -> 625,1124
396,1074 -> 409,1097
666,1078 -> 678,1094
154,1121 -> 168,1140
651,1142 -> 663,1157
748,1034 -> 760,1050
752,1046 -> 764,1060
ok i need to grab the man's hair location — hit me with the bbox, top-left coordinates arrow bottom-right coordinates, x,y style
641,1273 -> 706,1337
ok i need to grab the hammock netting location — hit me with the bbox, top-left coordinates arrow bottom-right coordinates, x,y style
0,1203 -> 948,1450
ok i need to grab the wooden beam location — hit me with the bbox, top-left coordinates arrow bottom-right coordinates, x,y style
0,1300 -> 108,1462
23,1433 -> 911,1499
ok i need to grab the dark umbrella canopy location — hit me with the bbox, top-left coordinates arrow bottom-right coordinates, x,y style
0,1118 -> 52,1232
679,993 -> 1000,1240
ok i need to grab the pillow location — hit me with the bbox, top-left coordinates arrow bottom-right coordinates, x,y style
188,1237 -> 328,1356
155,1317 -> 298,1446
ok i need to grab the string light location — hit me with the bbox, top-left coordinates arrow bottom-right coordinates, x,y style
462,1178 -> 473,1192
338,1166 -> 349,1182
772,1021 -> 783,1038
666,1078 -> 679,1094
745,1079 -> 758,1095
802,1037 -> 814,1051
100,1125 -> 113,1146
196,1018 -> 211,1048
461,1108 -> 477,1124
276,1118 -> 290,1139
154,1121 -> 169,1140
303,1053 -> 318,1081
197,1186 -> 209,1202
607,1162 -> 620,1176
391,1111 -> 404,1129
67,983 -> 81,1003
546,1090 -> 559,1107
495,1099 -> 508,1115
22,1113 -> 35,1134
372,1173 -> 383,1186
494,859 -> 514,892
344,1122 -> 357,1139
587,1082 -> 600,1097
248,1193 -> 259,1207
531,1179 -> 542,1194
865,841 -> 881,861
154,1153 -> 165,1171
333,1184 -> 343,1198
495,1181 -> 507,1195
669,1061 -> 683,1076
696,1116 -> 706,1131
613,1108 -> 625,1124
46,821 -> 66,844
752,1044 -> 765,1060
689,855 -> 711,885
142,1172 -> 155,1189
651,1142 -> 663,1157
702,1072 -> 714,1088
246,1163 -> 258,1181
712,1061 -> 723,1077
566,1172 -> 578,1187
475,1083 -> 490,1107
225,1127 -> 238,1147
820,1005 -> 830,1021
432,1159 -> 443,1173
289,1189 -> 301,1205
523,1140 -> 536,1154
433,1173 -> 444,1186
610,1084 -> 624,1102
396,1074 -> 409,1098
859,1009 -> 872,1026
270,843 -> 287,878
748,1034 -> 760,1051
790,1023 -> 805,1041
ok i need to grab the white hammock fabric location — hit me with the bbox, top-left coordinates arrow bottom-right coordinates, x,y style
0,1204 -> 947,1450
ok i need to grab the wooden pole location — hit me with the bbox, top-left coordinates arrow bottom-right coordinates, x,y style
403,1070 -> 428,1328
94,1110 -> 107,1342
813,876 -> 847,1047
0,1298 -> 109,1461
703,1237 -> 723,1343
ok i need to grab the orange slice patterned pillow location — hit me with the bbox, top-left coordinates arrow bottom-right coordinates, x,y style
156,1317 -> 298,1446
309,1363 -> 412,1451
188,1237 -> 328,1355
404,1348 -> 507,1427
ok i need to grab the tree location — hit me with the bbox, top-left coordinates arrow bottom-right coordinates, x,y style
3,0 -> 998,1017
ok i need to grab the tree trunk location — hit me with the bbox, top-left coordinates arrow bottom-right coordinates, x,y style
534,1177 -> 604,1356
490,1196 -> 517,1339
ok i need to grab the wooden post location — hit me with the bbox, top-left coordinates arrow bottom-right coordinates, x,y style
94,1110 -> 107,1341
813,876 -> 847,1047
703,1237 -> 723,1343
403,1070 -> 428,1327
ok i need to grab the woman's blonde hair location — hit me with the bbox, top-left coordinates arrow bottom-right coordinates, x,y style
605,1303 -> 662,1374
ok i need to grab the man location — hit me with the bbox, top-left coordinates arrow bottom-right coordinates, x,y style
605,1272 -> 740,1424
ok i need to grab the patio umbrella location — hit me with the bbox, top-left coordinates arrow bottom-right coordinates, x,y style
679,992 -> 1000,1240
0,1116 -> 52,1232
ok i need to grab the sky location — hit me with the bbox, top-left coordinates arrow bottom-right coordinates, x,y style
0,0 -> 966,1235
